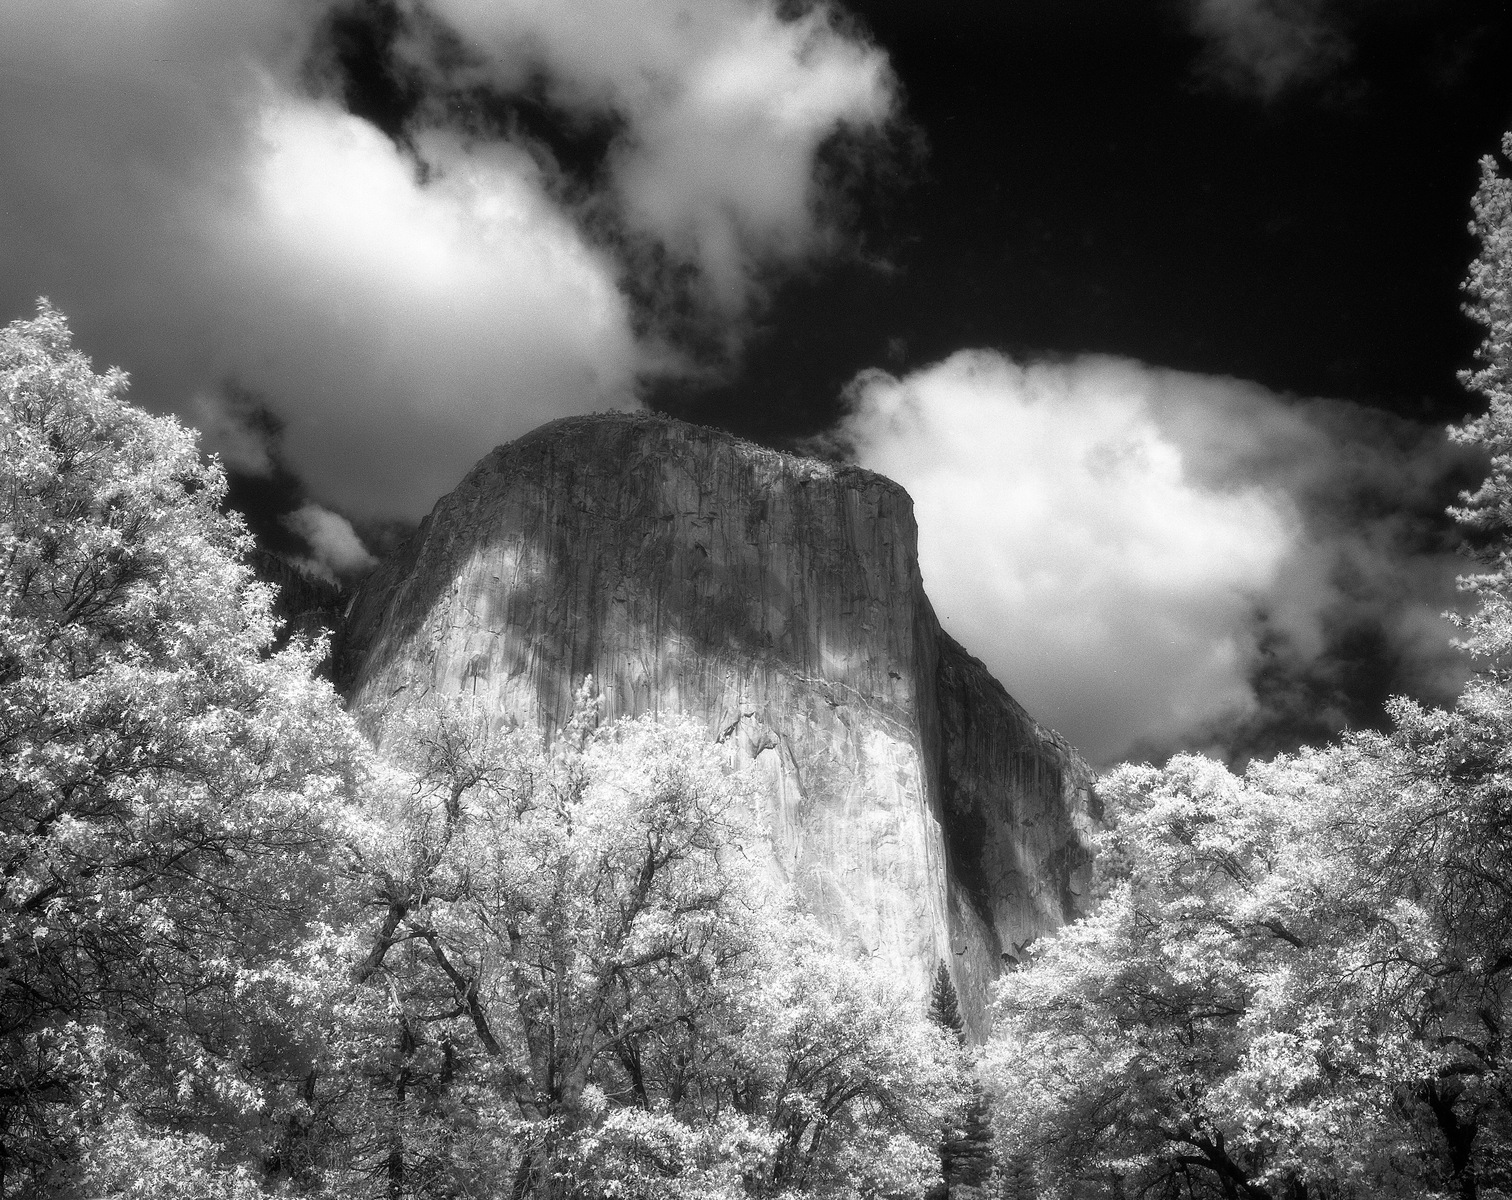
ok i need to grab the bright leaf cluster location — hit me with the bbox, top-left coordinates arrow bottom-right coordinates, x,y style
0,303 -> 366,1193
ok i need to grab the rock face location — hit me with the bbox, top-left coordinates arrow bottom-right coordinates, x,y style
341,412 -> 1097,1032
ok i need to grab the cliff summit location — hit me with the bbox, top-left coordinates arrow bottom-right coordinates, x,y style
341,411 -> 1097,1031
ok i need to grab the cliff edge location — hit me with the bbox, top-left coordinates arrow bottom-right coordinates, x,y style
341,412 -> 1096,1032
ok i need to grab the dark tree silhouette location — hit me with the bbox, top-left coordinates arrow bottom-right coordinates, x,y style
929,961 -> 965,1042
927,962 -> 996,1198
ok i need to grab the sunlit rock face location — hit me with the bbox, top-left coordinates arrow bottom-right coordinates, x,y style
341,412 -> 1096,1033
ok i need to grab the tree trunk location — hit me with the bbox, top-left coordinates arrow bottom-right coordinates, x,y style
386,1023 -> 415,1200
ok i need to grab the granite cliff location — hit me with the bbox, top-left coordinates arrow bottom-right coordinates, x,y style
341,412 -> 1097,1032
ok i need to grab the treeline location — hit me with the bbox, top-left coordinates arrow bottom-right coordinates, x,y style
0,306 -> 964,1198
976,131 -> 1512,1199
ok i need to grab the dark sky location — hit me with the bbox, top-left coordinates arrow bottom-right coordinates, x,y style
680,0 -> 1512,442
317,0 -> 1512,439
2,0 -> 1509,765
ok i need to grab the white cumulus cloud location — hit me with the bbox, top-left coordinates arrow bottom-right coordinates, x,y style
0,0 -> 894,517
285,503 -> 380,580
0,0 -> 637,517
837,351 -> 1468,766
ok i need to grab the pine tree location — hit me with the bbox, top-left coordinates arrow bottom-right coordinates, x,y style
929,960 -> 966,1041
928,962 -> 996,1198
994,1152 -> 1037,1200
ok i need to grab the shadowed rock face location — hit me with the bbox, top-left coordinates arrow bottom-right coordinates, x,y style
341,412 -> 1096,1033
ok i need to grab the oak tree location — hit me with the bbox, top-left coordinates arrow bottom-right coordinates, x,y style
338,693 -> 958,1199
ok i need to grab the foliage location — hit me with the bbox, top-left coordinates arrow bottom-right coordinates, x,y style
987,751 -> 1443,1197
929,962 -> 965,1042
925,964 -> 994,1200
0,303 -> 364,1194
330,697 -> 762,1195
0,300 -> 961,1197
332,693 -> 958,1198
76,1115 -> 271,1200
745,933 -> 957,1198
982,133 -> 1512,1200
1451,129 -> 1512,619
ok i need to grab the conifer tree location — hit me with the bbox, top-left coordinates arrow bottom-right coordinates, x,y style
927,962 -> 996,1198
993,1152 -> 1037,1200
929,960 -> 966,1041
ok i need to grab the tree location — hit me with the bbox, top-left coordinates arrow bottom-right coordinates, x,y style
980,133 -> 1512,1200
0,300 -> 965,1197
334,695 -> 771,1196
929,962 -> 965,1042
335,691 -> 959,1199
1451,127 -> 1512,631
742,933 -> 956,1199
985,703 -> 1512,1198
984,750 -> 1456,1199
925,963 -> 994,1200
0,302 -> 363,1194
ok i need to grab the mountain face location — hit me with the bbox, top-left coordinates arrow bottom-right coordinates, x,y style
341,413 -> 1097,1032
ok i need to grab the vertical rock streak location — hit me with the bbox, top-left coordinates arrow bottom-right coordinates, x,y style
343,413 -> 1096,1032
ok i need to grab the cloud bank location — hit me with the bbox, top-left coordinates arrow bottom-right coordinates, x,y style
0,0 -> 896,524
837,352 -> 1471,766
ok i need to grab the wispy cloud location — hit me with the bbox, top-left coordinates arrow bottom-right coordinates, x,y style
285,503 -> 380,580
1186,0 -> 1352,99
836,351 -> 1471,767
412,0 -> 897,317
192,386 -> 282,479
